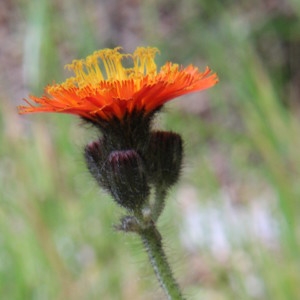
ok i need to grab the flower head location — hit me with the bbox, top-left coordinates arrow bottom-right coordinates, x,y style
19,47 -> 219,216
18,47 -> 218,123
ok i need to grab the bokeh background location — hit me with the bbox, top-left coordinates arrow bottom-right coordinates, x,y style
1,0 -> 300,299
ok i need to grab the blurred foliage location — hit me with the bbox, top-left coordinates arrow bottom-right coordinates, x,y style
1,0 -> 300,299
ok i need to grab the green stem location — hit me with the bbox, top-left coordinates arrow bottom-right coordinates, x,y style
139,222 -> 185,300
152,186 -> 167,222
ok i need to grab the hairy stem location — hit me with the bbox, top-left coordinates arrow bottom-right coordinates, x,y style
139,222 -> 185,300
151,186 -> 167,222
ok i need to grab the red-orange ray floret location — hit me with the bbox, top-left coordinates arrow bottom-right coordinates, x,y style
18,47 -> 218,121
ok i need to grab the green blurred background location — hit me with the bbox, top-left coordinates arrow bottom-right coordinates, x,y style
1,0 -> 300,299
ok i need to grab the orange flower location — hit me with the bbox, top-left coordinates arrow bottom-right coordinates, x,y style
18,47 -> 218,122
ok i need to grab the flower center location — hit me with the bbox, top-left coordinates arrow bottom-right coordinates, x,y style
62,47 -> 160,90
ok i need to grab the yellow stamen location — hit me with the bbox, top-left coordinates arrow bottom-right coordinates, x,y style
62,47 -> 160,91
133,47 -> 159,77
